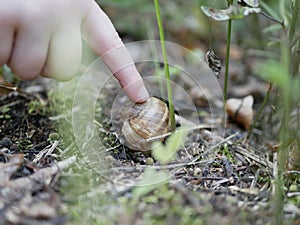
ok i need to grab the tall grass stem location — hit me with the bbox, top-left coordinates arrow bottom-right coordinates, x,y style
247,82 -> 273,139
289,0 -> 300,76
222,19 -> 232,126
147,20 -> 165,99
153,0 -> 176,131
223,19 -> 232,103
274,23 -> 291,225
222,0 -> 233,126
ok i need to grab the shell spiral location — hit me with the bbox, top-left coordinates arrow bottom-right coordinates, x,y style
120,97 -> 170,151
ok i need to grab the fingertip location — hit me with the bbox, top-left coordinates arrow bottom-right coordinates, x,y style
135,85 -> 149,103
121,76 -> 149,103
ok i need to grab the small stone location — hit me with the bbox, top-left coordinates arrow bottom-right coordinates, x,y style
145,157 -> 154,165
193,167 -> 202,176
0,137 -> 12,148
105,155 -> 114,167
48,132 -> 60,141
10,144 -> 18,151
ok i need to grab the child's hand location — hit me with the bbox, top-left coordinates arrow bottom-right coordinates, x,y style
0,0 -> 148,102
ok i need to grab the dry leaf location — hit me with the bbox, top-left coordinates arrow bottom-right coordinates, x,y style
226,95 -> 254,130
267,141 -> 280,153
0,74 -> 18,95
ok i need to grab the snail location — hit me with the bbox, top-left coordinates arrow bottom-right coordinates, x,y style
120,97 -> 170,152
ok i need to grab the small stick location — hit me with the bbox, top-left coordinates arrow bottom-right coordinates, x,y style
146,124 -> 213,142
234,146 -> 273,168
0,84 -> 17,91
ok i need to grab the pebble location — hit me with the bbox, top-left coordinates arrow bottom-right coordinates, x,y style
0,137 -> 12,148
105,155 -> 114,167
145,157 -> 154,165
193,167 -> 202,176
48,132 -> 60,141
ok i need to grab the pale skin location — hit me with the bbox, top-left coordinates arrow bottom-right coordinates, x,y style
0,0 -> 149,102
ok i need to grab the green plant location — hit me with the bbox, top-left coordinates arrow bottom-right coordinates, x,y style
224,0 -> 233,105
288,0 -> 300,76
153,0 -> 176,131
255,1 -> 300,223
152,128 -> 188,164
132,128 -> 188,199
27,100 -> 47,115
221,143 -> 235,160
247,81 -> 273,139
200,1 -> 300,224
257,52 -> 299,225
200,0 -> 279,124
17,139 -> 34,151
0,107 -> 11,119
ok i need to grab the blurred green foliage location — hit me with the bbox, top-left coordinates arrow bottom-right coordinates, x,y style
60,1 -> 300,224
98,0 -> 213,43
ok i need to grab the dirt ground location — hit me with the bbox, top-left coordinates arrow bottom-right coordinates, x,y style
0,78 -> 68,225
1,4 -> 300,223
1,49 -> 299,225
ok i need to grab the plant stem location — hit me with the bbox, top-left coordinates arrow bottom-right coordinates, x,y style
275,96 -> 289,225
222,0 -> 233,127
224,19 -> 232,103
274,27 -> 291,225
259,11 -> 285,28
147,20 -> 165,99
289,0 -> 300,76
224,0 -> 233,102
247,82 -> 273,139
222,18 -> 232,127
153,0 -> 176,131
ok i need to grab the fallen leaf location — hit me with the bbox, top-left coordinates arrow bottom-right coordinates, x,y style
226,95 -> 254,130
267,141 -> 280,153
0,74 -> 18,95
201,5 -> 261,21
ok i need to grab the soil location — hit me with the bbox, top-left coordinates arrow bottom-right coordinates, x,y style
0,45 -> 299,225
0,80 -> 65,225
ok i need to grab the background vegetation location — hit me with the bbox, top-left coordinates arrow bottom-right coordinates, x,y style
56,0 -> 300,224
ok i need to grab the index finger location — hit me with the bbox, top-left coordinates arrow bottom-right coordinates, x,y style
82,2 -> 149,103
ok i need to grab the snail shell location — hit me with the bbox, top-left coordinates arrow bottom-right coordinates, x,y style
120,97 -> 170,151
